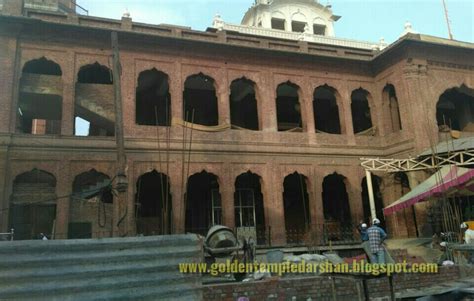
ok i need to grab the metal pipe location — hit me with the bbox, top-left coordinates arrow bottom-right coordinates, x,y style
365,170 -> 377,221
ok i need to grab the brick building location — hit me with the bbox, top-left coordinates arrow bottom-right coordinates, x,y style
0,0 -> 473,244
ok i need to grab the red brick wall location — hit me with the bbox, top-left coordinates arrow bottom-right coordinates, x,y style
203,266 -> 460,301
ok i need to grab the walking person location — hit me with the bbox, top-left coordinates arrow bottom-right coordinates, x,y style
367,218 -> 387,264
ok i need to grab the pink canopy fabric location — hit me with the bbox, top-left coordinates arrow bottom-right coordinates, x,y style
383,165 -> 474,216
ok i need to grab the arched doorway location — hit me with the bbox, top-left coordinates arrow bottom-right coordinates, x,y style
185,171 -> 221,235
10,169 -> 57,240
234,172 -> 266,244
283,172 -> 310,243
135,170 -> 172,236
322,173 -> 351,241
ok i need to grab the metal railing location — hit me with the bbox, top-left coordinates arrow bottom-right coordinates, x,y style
0,229 -> 14,241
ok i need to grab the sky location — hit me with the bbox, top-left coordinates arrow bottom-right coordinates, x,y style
76,0 -> 473,43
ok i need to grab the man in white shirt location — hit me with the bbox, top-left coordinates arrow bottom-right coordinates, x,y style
460,223 -> 474,244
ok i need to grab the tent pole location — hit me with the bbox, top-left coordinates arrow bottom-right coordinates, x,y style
366,170 -> 377,221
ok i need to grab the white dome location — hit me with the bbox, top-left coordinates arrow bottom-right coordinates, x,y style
241,0 -> 340,37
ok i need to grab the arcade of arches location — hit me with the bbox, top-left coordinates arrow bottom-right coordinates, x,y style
7,166 -> 423,244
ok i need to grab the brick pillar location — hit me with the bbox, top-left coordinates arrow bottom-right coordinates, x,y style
340,88 -> 356,144
301,84 -> 315,134
217,70 -> 230,126
260,71 -> 277,132
220,165 -> 235,228
55,163 -> 71,239
170,165 -> 185,234
0,146 -> 9,232
171,62 -> 183,124
0,35 -> 19,134
267,168 -> 286,245
346,169 -> 364,225
401,60 -> 434,152
61,51 -> 74,136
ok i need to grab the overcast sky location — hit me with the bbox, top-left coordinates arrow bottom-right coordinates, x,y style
76,0 -> 473,43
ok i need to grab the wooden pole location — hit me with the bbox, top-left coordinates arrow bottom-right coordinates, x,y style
365,170 -> 377,221
111,31 -> 128,236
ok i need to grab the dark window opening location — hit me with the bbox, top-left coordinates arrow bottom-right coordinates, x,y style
9,169 -> 57,240
291,21 -> 307,33
183,74 -> 218,126
313,85 -> 341,134
72,169 -> 113,203
271,18 -> 285,30
136,69 -> 171,126
276,82 -> 302,132
322,173 -> 351,238
135,171 -> 172,236
75,63 -> 115,137
351,88 -> 373,134
283,172 -> 310,234
185,171 -> 221,235
361,175 -> 385,229
436,86 -> 474,132
18,58 -> 63,135
313,24 -> 326,35
23,57 -> 62,76
230,78 -> 259,130
77,62 -> 113,84
383,84 -> 402,133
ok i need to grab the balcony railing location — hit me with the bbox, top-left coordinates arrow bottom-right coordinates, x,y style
214,22 -> 385,51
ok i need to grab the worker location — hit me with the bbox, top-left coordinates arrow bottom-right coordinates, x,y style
437,242 -> 454,265
367,218 -> 387,264
461,222 -> 474,244
358,222 -> 376,263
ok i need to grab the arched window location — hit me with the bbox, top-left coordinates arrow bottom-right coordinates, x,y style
313,85 -> 342,134
136,69 -> 171,126
10,169 -> 57,240
276,82 -> 302,132
18,58 -> 63,135
382,84 -> 402,133
74,62 -> 115,136
183,73 -> 218,126
351,88 -> 373,134
136,170 -> 172,235
436,86 -> 474,132
230,78 -> 259,130
23,57 -> 62,76
185,171 -> 221,235
77,62 -> 113,84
